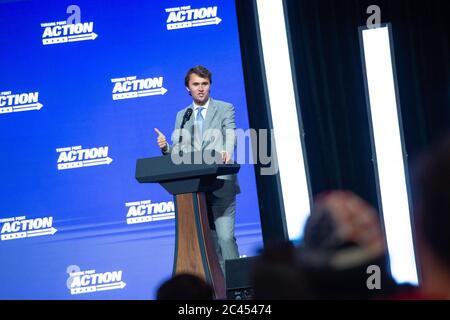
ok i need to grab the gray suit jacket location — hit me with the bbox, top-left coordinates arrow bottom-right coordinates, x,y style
163,98 -> 240,196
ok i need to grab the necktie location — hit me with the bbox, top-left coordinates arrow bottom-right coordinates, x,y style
196,107 -> 204,140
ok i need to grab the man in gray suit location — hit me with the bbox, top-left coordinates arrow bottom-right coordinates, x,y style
154,66 -> 240,273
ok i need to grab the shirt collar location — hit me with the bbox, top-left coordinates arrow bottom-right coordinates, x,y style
193,98 -> 210,111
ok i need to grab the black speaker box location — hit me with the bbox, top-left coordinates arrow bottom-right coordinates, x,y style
225,256 -> 257,300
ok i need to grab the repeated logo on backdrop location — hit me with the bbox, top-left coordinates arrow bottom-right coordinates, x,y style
126,200 -> 175,224
0,216 -> 57,241
66,265 -> 126,295
165,5 -> 222,30
0,91 -> 43,115
41,20 -> 97,45
111,76 -> 167,101
56,145 -> 113,170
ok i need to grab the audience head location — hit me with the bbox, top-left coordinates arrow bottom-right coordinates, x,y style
156,273 -> 214,300
252,241 -> 310,299
296,190 -> 398,299
412,134 -> 450,298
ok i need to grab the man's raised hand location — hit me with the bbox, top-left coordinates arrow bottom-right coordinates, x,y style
154,128 -> 168,151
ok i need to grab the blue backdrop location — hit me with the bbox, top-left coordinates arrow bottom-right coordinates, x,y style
0,0 -> 262,299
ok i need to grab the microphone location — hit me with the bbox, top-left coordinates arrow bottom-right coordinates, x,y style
180,108 -> 193,129
179,107 -> 193,145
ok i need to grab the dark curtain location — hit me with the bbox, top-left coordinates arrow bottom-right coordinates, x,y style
284,0 -> 450,208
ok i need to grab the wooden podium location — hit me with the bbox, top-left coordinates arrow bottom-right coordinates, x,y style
135,152 -> 240,299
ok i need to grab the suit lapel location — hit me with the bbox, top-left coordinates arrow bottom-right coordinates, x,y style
202,98 -> 217,147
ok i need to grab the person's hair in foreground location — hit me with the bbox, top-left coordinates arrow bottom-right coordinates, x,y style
295,191 -> 400,299
156,273 -> 214,300
412,133 -> 450,299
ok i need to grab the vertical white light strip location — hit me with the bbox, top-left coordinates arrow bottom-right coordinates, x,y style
256,0 -> 310,241
361,26 -> 418,284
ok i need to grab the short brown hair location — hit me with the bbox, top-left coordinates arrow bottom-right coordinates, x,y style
185,65 -> 212,87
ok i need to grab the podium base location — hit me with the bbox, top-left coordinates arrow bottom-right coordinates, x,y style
173,192 -> 226,299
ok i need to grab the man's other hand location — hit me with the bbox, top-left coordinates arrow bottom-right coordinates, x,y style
221,151 -> 231,164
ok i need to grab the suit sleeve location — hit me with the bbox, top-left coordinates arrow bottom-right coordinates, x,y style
222,104 -> 237,157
